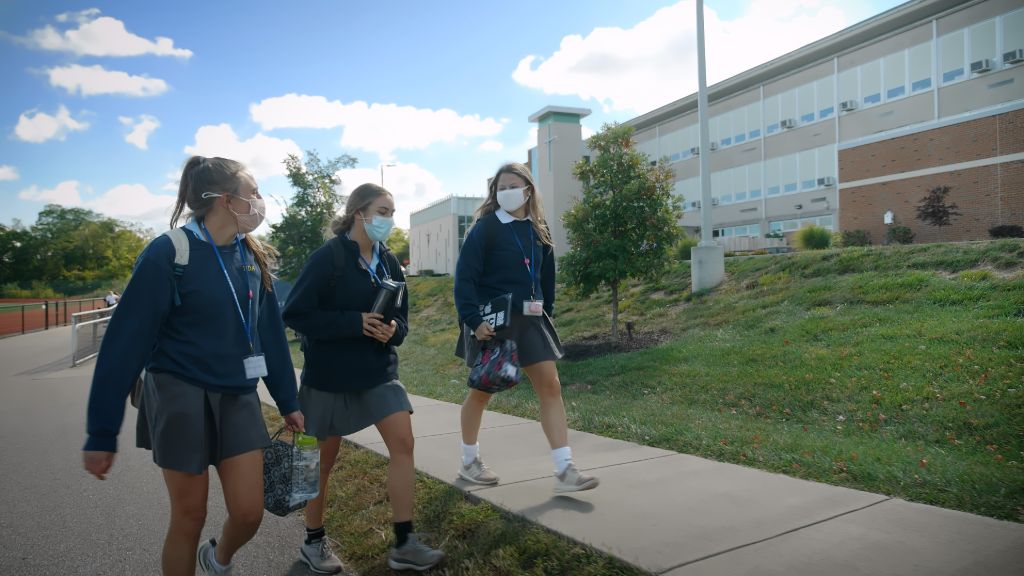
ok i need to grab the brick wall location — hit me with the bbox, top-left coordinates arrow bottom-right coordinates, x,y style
838,108 -> 1024,243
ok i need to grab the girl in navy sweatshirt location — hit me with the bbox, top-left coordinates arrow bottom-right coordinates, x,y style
454,162 -> 599,493
82,156 -> 304,576
283,184 -> 443,573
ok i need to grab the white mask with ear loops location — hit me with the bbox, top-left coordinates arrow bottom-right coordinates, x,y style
201,192 -> 266,233
496,187 -> 529,212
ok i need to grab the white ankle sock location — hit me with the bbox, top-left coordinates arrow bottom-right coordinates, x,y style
461,442 -> 480,466
552,446 -> 573,475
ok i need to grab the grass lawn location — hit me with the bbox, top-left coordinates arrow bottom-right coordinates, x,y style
286,239 -> 1023,523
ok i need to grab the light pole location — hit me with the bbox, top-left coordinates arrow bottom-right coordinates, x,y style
380,163 -> 396,187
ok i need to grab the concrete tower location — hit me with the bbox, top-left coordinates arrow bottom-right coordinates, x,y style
528,106 -> 590,257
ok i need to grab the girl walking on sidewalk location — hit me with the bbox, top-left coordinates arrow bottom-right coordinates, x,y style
82,156 -> 305,576
454,162 -> 599,494
283,183 -> 444,573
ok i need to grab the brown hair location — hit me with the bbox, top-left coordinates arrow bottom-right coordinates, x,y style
171,155 -> 277,291
330,183 -> 393,236
473,162 -> 553,246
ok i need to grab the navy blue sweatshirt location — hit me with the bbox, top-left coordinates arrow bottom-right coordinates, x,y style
84,224 -> 299,453
454,211 -> 555,331
282,235 -> 408,393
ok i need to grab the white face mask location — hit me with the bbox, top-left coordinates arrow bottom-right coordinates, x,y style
496,187 -> 529,213
201,192 -> 266,233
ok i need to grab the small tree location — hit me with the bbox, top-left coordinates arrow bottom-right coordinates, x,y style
270,150 -> 357,280
915,185 -> 961,228
561,123 -> 681,339
387,226 -> 409,265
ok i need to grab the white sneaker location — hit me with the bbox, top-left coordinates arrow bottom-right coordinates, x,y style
554,463 -> 599,493
197,538 -> 234,575
458,457 -> 500,485
299,536 -> 345,574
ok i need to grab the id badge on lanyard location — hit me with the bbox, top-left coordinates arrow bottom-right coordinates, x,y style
243,354 -> 268,378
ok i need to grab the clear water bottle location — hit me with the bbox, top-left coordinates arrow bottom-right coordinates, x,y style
289,432 -> 320,507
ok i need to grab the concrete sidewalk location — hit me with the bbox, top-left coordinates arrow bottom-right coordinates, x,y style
259,382 -> 1024,575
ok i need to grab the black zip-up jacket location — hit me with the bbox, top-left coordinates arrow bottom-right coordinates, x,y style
282,234 -> 408,393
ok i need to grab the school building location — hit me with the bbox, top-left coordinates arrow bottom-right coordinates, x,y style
410,0 -> 1023,265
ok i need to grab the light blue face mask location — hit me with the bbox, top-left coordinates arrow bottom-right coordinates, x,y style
362,214 -> 394,242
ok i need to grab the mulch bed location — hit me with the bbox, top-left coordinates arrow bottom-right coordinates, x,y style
561,329 -> 671,361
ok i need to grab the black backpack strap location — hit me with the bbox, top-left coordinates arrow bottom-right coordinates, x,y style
483,212 -> 499,255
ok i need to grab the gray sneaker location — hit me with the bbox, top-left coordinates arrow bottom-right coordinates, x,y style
387,534 -> 444,571
300,537 -> 345,574
554,463 -> 599,493
197,538 -> 234,575
458,457 -> 499,485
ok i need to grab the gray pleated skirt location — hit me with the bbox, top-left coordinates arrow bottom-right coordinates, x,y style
136,371 -> 270,475
455,312 -> 564,368
299,380 -> 414,440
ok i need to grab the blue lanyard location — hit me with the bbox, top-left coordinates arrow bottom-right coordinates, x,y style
200,222 -> 254,350
508,223 -> 538,298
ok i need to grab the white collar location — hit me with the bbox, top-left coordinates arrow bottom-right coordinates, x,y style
495,208 -> 532,224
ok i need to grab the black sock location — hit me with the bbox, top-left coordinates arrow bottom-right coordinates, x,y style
394,521 -> 413,547
305,526 -> 325,544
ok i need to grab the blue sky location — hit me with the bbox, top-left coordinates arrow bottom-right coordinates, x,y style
0,0 -> 905,233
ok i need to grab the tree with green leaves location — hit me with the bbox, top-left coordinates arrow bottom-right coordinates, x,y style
387,226 -> 409,266
915,185 -> 961,228
269,150 -> 357,280
561,123 -> 682,339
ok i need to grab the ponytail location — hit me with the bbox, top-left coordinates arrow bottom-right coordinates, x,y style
171,156 -> 206,229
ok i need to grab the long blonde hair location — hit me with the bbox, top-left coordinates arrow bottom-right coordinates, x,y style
473,162 -> 553,247
171,155 -> 277,291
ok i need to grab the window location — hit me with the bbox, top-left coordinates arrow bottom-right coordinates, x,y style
797,83 -> 816,124
748,163 -> 762,199
1005,9 -> 1024,56
909,43 -> 932,92
780,89 -> 797,124
730,166 -> 746,201
732,107 -> 747,144
862,59 -> 882,105
816,77 -> 835,119
747,102 -> 762,139
817,144 -> 836,184
710,116 -> 723,148
799,149 -> 816,190
659,128 -> 683,162
457,215 -> 473,251
969,19 -> 997,68
765,158 -> 780,196
781,154 -> 798,194
764,94 -> 780,135
636,137 -> 658,161
712,170 -> 726,203
940,30 -> 966,84
884,52 -> 906,100
838,68 -> 858,105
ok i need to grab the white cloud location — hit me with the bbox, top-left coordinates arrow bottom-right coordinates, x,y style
513,0 -> 851,113
48,64 -> 168,97
0,165 -> 19,181
334,163 -> 446,230
14,105 -> 90,143
119,114 -> 160,149
18,181 -> 85,205
479,140 -> 504,152
22,10 -> 192,58
184,124 -> 302,180
161,170 -> 180,191
250,94 -> 505,160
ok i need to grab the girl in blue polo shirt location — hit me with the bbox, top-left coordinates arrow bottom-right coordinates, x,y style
82,156 -> 304,576
454,162 -> 599,494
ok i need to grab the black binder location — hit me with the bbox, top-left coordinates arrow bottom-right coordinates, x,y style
479,293 -> 512,331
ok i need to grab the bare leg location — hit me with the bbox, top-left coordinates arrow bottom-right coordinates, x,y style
460,388 -> 492,445
376,410 -> 415,522
522,361 -> 569,449
303,436 -> 342,530
161,468 -> 209,576
213,449 -> 265,566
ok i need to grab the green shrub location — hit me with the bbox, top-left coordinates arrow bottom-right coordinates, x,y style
0,282 -> 65,299
887,225 -> 915,244
988,224 -> 1024,238
841,229 -> 872,247
794,225 -> 832,250
674,235 -> 700,261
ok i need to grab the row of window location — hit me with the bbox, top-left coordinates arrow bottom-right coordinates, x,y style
769,215 -> 835,233
674,145 -> 836,208
635,7 -> 1023,162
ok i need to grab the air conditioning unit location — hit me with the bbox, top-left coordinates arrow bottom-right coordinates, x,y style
689,146 -> 701,156
687,200 -> 701,209
709,141 -> 719,151
840,99 -> 858,112
1004,49 -> 1024,65
970,58 -> 993,74
817,176 -> 836,187
780,118 -> 796,129
711,198 -> 720,206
